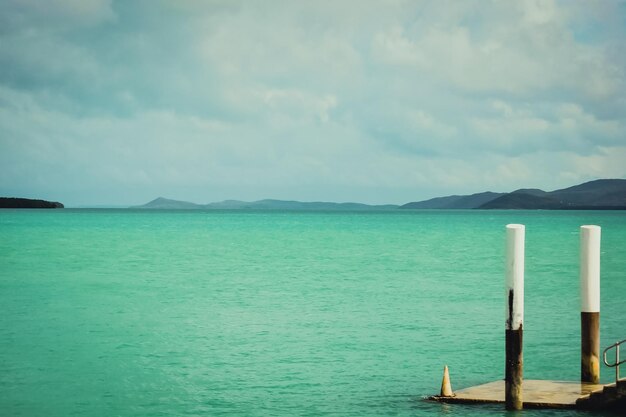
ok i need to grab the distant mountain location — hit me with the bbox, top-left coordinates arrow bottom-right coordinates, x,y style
135,179 -> 626,211
400,192 -> 505,209
401,179 -> 626,210
134,197 -> 398,210
400,195 -> 464,209
0,197 -> 64,209
548,179 -> 626,206
481,179 -> 626,209
510,188 -> 548,197
134,197 -> 203,209
215,199 -> 398,210
480,192 -> 567,209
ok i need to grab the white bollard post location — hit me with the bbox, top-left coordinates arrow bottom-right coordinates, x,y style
580,225 -> 601,384
505,224 -> 524,410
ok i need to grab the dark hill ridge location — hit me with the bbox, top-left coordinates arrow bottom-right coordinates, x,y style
549,179 -> 626,206
480,192 -> 567,209
482,179 -> 626,209
401,179 -> 626,210
401,191 -> 505,209
400,191 -> 505,209
0,197 -> 64,209
511,188 -> 547,196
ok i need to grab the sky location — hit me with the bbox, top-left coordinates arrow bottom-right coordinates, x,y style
1,0 -> 625,206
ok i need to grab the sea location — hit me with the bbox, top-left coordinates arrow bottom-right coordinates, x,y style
1,209 -> 625,417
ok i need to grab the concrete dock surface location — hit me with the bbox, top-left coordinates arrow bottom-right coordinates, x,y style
431,379 -> 606,409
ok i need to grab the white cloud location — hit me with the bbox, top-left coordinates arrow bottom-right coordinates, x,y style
1,0 -> 625,205
468,100 -> 624,156
370,1 -> 623,100
570,147 -> 626,179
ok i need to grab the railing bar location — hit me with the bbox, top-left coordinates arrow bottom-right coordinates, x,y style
605,339 -> 626,350
602,340 -> 626,365
602,339 -> 626,383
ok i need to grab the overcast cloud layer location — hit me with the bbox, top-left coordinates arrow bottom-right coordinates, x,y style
1,0 -> 625,206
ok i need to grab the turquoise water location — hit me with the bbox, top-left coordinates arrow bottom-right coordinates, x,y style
1,209 -> 625,417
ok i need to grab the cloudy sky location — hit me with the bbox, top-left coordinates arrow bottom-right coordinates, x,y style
1,0 -> 625,206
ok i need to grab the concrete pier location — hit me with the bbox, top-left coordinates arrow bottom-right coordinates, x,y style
429,379 -> 626,410
430,380 -> 605,409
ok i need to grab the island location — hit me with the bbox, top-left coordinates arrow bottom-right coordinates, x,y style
0,197 -> 64,209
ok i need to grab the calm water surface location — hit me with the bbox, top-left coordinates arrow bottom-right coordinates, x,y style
1,209 -> 625,416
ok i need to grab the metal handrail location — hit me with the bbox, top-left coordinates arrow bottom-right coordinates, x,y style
603,339 -> 626,383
